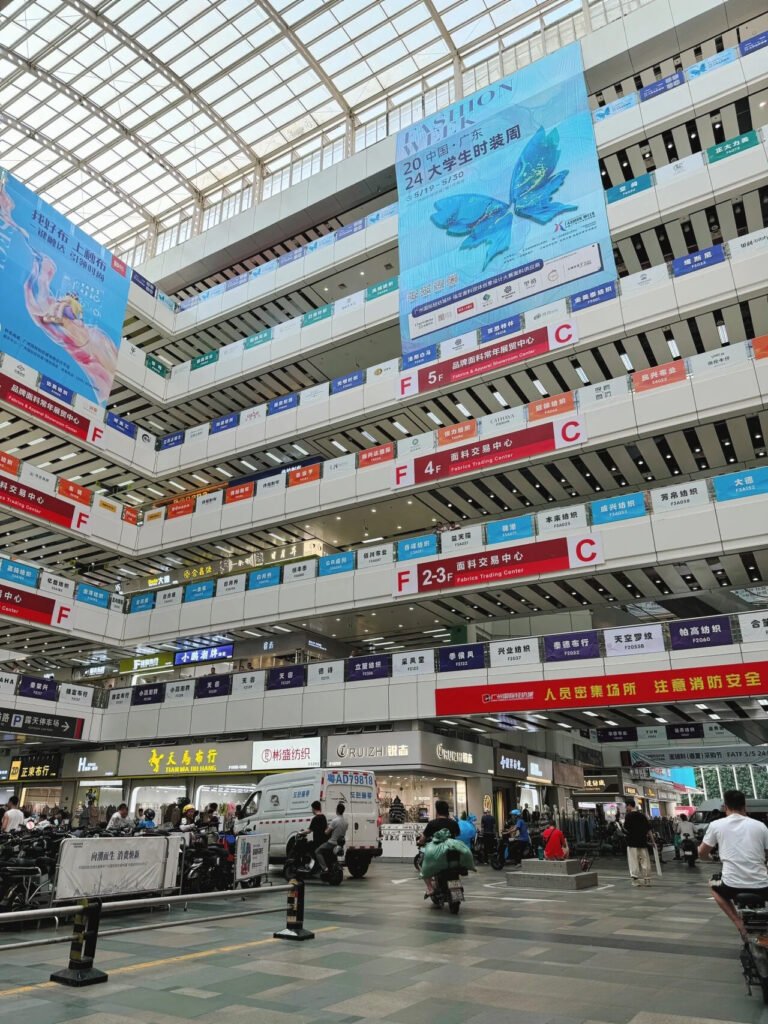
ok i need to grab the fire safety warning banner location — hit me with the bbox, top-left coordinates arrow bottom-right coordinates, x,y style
435,661 -> 768,716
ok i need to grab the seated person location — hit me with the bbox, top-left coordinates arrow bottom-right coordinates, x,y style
541,821 -> 569,861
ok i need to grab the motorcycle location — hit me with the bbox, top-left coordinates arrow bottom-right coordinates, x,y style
429,849 -> 467,915
681,836 -> 698,869
735,892 -> 768,1003
181,829 -> 232,893
0,829 -> 63,912
283,832 -> 343,886
490,832 -> 532,870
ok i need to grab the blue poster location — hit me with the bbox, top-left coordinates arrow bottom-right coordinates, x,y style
485,514 -> 535,545
184,580 -> 215,603
639,72 -> 685,102
713,467 -> 768,503
129,592 -> 155,613
76,583 -> 111,609
0,558 -> 39,588
247,567 -> 281,589
397,535 -> 438,561
402,345 -> 438,369
0,170 -> 130,405
590,493 -> 646,524
318,551 -> 355,576
606,174 -> 652,204
396,44 -> 615,352
671,245 -> 725,277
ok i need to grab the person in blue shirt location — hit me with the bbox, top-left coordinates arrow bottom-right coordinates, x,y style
456,812 -> 477,851
137,808 -> 157,830
508,809 -> 530,867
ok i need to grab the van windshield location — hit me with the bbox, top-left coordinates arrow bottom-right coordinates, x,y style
242,791 -> 260,818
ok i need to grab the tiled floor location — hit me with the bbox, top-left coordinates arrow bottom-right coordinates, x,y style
0,858 -> 766,1023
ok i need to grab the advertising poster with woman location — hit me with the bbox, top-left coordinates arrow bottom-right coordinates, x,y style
0,169 -> 130,405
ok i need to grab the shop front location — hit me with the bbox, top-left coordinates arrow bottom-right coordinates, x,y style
61,749 -> 122,826
552,762 -> 585,815
492,746 -> 528,824
119,737 -> 321,829
522,755 -> 554,816
119,740 -> 254,827
572,772 -> 623,817
8,752 -> 63,814
326,730 -> 494,858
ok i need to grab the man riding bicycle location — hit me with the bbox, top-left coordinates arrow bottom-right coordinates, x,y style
699,789 -> 768,943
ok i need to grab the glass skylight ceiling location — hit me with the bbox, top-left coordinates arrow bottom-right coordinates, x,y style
0,0 -> 641,253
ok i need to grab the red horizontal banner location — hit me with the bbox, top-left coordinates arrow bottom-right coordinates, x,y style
0,472 -> 75,528
0,374 -> 90,440
401,321 -> 577,397
394,416 -> 585,488
394,534 -> 603,596
0,584 -> 58,627
359,442 -> 395,467
436,661 -> 768,716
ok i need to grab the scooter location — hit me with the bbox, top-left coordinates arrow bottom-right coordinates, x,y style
681,836 -> 698,869
429,849 -> 467,915
735,892 -> 768,1003
283,833 -> 343,886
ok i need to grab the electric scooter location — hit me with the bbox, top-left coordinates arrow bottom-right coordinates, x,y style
283,832 -> 343,886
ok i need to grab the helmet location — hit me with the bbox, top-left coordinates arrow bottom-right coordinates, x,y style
511,809 -> 521,816
144,809 -> 155,820
182,804 -> 195,815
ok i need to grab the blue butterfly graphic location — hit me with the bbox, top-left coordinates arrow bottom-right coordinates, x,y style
430,126 -> 576,270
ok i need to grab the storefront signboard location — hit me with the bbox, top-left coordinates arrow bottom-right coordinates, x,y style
131,683 -> 164,706
252,738 -> 321,771
543,630 -> 600,662
118,653 -> 174,674
436,643 -> 486,672
495,747 -> 527,779
669,615 -> 732,650
488,639 -> 540,668
265,665 -> 306,690
739,612 -> 768,644
230,672 -> 264,697
391,650 -> 435,676
345,656 -> 391,682
604,624 -> 665,657
194,675 -> 232,699
62,750 -> 119,778
327,731 -> 491,773
163,681 -> 194,703
9,752 -> 61,782
526,755 -> 553,784
553,762 -> 585,788
307,660 -> 344,685
119,741 -> 252,777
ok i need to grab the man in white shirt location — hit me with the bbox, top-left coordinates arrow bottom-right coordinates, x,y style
1,796 -> 24,833
106,803 -> 132,833
699,789 -> 768,941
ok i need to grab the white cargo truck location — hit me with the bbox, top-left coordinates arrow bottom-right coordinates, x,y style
233,768 -> 381,877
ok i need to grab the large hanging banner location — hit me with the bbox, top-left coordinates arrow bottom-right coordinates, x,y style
396,42 -> 615,353
0,169 -> 130,405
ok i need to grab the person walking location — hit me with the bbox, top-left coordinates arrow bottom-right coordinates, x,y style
480,807 -> 497,863
624,797 -> 652,887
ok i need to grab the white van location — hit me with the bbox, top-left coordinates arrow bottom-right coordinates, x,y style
234,768 -> 381,878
